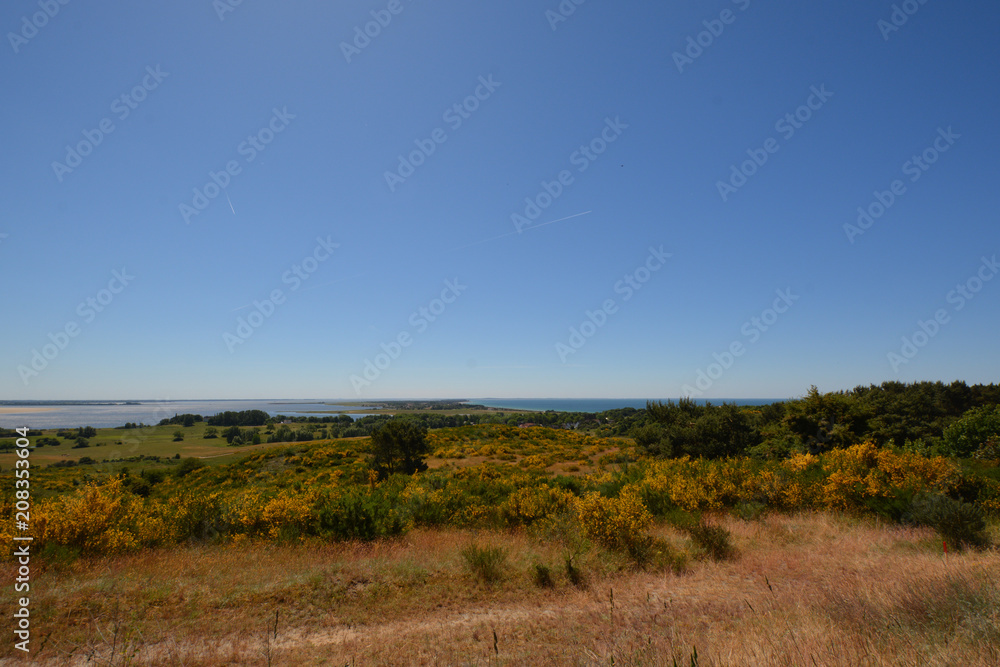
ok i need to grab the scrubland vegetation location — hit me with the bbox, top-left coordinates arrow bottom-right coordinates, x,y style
1,381 -> 998,664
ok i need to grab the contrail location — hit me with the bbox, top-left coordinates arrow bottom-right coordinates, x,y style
225,190 -> 236,214
449,210 -> 592,252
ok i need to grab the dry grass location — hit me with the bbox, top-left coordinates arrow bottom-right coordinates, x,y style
2,512 -> 997,665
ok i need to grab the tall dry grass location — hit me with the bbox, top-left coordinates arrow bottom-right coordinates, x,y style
1,512 -> 996,665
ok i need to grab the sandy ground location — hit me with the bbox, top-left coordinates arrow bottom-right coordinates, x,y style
0,407 -> 57,414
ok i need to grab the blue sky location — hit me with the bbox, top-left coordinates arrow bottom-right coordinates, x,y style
2,0 -> 998,401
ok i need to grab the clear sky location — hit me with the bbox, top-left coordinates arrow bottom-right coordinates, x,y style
2,0 -> 998,401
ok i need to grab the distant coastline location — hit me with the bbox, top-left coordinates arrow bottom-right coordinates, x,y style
0,397 -> 789,429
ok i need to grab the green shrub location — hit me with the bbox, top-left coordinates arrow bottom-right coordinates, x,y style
126,478 -> 152,498
637,481 -> 679,518
662,507 -> 700,532
942,405 -> 1000,458
460,543 -> 507,584
532,563 -> 554,588
315,489 -> 407,541
909,494 -> 989,550
684,521 -> 736,561
550,474 -> 583,496
564,553 -> 585,587
733,500 -> 767,521
175,457 -> 206,478
973,436 -> 1000,462
862,488 -> 916,522
38,542 -> 82,566
627,535 -> 686,573
141,469 -> 166,485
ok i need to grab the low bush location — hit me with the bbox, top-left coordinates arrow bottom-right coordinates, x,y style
686,522 -> 736,561
627,535 -> 687,573
315,489 -> 408,541
909,494 -> 989,551
532,563 -> 554,588
460,543 -> 508,584
733,500 -> 767,521
175,457 -> 206,478
576,487 -> 651,554
564,553 -> 585,587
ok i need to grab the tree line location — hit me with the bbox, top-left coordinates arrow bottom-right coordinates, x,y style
633,381 -> 1000,460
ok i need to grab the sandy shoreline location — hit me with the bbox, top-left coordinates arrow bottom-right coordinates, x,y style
0,407 -> 58,414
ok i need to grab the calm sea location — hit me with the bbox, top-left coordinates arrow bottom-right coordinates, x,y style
0,400 -> 372,429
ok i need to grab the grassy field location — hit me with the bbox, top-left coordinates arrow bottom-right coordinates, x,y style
0,423 -> 300,501
1,423 -> 998,664
4,512 -> 997,665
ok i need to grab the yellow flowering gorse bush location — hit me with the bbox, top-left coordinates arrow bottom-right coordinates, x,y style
576,486 -> 651,552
